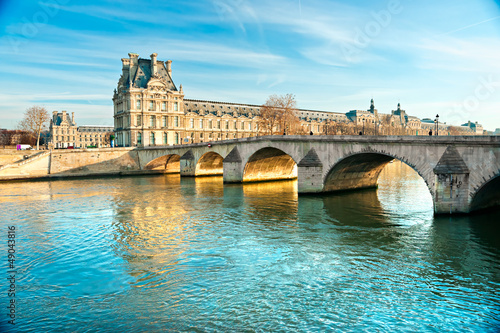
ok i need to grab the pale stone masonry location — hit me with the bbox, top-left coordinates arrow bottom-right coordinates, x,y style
136,135 -> 500,214
113,52 -> 486,147
49,111 -> 114,148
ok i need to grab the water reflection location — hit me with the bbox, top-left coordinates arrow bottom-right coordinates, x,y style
0,161 -> 498,332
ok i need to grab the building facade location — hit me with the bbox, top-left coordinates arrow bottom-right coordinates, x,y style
113,52 -> 185,147
113,53 -> 485,147
49,111 -> 114,148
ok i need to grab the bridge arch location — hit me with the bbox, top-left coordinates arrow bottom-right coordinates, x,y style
323,152 -> 433,197
144,154 -> 181,173
243,147 -> 297,182
196,151 -> 224,176
470,174 -> 500,212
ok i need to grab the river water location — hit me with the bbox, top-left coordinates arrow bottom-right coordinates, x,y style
1,161 -> 499,332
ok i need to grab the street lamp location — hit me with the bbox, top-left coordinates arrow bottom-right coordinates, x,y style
435,114 -> 439,136
362,118 -> 365,135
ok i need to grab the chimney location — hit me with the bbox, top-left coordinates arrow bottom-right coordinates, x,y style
128,52 -> 139,68
121,57 -> 130,77
166,60 -> 172,76
62,110 -> 67,121
72,112 -> 75,124
52,111 -> 58,122
150,53 -> 158,75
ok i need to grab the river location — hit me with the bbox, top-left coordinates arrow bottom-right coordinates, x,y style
1,161 -> 499,332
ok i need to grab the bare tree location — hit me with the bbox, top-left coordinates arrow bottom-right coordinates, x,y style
259,95 -> 282,135
258,94 -> 304,135
379,114 -> 393,135
18,106 -> 50,150
322,120 -> 337,135
0,130 -> 11,148
448,126 -> 463,136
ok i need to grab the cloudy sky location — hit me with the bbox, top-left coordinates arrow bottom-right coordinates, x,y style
1,0 -> 500,130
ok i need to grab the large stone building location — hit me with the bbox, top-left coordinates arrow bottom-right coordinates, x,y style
113,53 -> 485,147
49,111 -> 114,148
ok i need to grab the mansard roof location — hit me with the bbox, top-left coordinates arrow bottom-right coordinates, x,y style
183,98 -> 346,121
52,112 -> 76,127
120,58 -> 177,91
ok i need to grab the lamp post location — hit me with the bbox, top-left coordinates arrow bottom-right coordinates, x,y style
362,118 -> 365,135
434,114 -> 439,135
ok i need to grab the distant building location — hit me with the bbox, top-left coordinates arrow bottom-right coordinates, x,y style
461,121 -> 484,135
49,111 -> 114,148
112,52 -> 488,147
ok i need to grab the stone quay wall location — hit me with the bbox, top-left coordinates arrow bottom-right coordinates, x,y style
0,148 -> 144,181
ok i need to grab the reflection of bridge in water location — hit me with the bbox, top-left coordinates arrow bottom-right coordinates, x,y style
137,135 -> 500,215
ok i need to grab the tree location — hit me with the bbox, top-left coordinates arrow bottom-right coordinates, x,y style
0,130 -> 12,148
322,120 -> 337,135
380,114 -> 393,135
258,94 -> 304,135
18,106 -> 50,150
448,126 -> 463,136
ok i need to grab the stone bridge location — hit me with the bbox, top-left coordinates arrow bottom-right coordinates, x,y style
137,135 -> 500,215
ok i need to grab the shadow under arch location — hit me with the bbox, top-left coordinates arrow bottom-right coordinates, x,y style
470,174 -> 500,213
243,147 -> 297,182
196,151 -> 224,176
144,154 -> 181,173
324,152 -> 433,197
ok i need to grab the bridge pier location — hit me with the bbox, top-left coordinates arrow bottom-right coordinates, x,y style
223,147 -> 243,183
180,150 -> 196,176
297,148 -> 324,193
433,146 -> 470,214
137,136 -> 500,215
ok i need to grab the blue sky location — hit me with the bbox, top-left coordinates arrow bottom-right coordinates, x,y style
1,0 -> 500,130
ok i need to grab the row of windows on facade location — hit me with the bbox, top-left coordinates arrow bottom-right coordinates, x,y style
118,115 -> 259,130
117,100 -> 179,111
55,134 -> 106,139
55,136 -> 106,141
53,129 -> 111,134
183,104 -> 335,119
188,103 -> 256,112
115,102 -> 179,112
135,131 -> 249,145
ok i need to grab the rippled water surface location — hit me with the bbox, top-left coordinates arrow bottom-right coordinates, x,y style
1,161 -> 499,332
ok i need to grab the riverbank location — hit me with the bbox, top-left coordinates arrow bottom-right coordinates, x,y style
0,148 -> 39,167
0,147 -> 149,182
